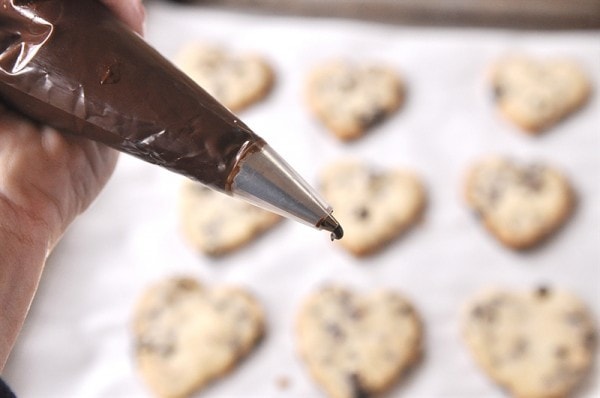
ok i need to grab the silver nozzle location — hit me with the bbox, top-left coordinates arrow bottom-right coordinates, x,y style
231,145 -> 343,239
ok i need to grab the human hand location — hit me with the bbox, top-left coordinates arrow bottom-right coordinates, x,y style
0,0 -> 145,370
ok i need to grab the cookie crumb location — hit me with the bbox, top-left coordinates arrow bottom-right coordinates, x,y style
276,376 -> 291,390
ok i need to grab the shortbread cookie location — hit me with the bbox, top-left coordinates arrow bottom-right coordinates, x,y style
297,285 -> 422,398
133,277 -> 265,398
463,286 -> 596,398
179,181 -> 281,256
491,56 -> 590,133
320,160 -> 425,256
176,43 -> 274,112
465,156 -> 574,249
306,61 -> 404,140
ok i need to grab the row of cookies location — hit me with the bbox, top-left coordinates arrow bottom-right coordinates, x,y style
174,43 -> 587,256
169,42 -> 594,398
132,277 -> 596,398
179,155 -> 575,256
175,43 -> 592,138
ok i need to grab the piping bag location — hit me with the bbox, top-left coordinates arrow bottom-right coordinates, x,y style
0,0 -> 343,239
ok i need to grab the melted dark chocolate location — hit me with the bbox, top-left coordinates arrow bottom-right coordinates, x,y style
0,0 -> 264,192
330,225 -> 344,241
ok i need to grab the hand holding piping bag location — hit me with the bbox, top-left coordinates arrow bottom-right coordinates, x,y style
0,0 -> 341,373
0,0 -> 145,370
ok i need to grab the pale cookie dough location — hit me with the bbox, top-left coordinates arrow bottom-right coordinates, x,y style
463,286 -> 596,398
297,285 -> 422,398
320,160 -> 425,256
465,156 -> 574,250
179,181 -> 281,256
306,61 -> 404,141
176,43 -> 274,112
133,277 -> 265,398
491,56 -> 590,133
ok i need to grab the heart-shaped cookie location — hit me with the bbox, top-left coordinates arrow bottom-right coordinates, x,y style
465,156 -> 574,249
491,56 -> 590,133
306,61 -> 404,141
320,160 -> 425,256
176,43 -> 274,112
133,277 -> 265,398
297,286 -> 422,398
463,286 -> 596,398
179,181 -> 281,256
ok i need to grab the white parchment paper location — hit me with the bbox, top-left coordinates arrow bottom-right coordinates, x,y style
4,2 -> 599,397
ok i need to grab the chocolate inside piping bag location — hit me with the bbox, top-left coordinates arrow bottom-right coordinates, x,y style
0,0 -> 342,237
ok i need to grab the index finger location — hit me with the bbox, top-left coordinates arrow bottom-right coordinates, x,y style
100,0 -> 145,35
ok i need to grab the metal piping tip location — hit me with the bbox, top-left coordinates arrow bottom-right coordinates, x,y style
317,213 -> 344,241
231,144 -> 343,239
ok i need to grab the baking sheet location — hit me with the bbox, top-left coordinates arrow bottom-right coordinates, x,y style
3,2 -> 600,397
